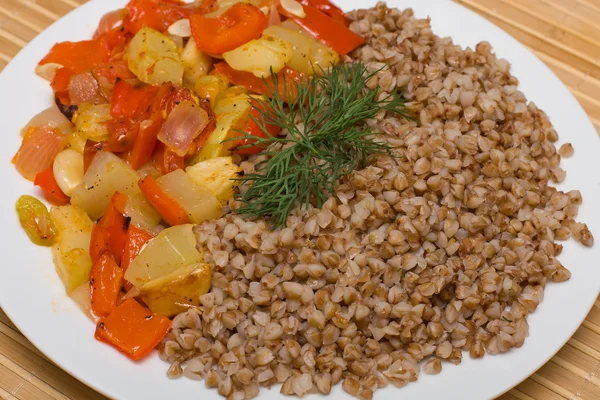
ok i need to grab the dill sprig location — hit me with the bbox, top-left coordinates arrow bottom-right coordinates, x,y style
234,62 -> 410,228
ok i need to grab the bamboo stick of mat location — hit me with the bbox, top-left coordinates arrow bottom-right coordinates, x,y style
1,0 -> 600,399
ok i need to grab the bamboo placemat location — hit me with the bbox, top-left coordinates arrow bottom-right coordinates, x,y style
1,0 -> 600,399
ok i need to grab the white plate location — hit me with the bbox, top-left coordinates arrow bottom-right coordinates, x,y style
1,0 -> 599,399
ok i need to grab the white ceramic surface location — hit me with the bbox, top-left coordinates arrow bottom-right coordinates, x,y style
1,1 -> 599,399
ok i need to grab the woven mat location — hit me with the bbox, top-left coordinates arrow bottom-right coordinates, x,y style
1,0 -> 600,399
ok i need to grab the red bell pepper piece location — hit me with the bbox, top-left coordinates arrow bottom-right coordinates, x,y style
190,3 -> 267,54
104,117 -> 139,154
94,298 -> 171,361
213,62 -> 302,102
125,115 -> 161,170
51,67 -> 75,105
153,143 -> 185,175
90,252 -> 123,318
33,167 -> 70,206
232,102 -> 282,155
299,0 -> 348,26
123,0 -> 193,35
138,175 -> 190,226
39,39 -> 111,74
278,3 -> 364,56
99,192 -> 129,265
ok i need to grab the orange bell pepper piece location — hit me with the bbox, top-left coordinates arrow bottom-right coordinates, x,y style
121,225 -> 154,291
95,298 -> 171,361
90,253 -> 123,318
99,192 -> 129,265
278,2 -> 364,56
190,3 -> 267,54
138,175 -> 190,226
90,224 -> 110,264
33,167 -> 70,206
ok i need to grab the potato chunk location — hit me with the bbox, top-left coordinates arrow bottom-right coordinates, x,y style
127,27 -> 184,85
50,205 -> 93,294
139,263 -> 211,317
186,156 -> 242,204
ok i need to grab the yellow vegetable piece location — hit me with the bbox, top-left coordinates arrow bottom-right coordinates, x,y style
181,37 -> 213,88
139,263 -> 211,317
53,149 -> 84,197
74,103 -> 111,142
157,169 -> 223,224
127,27 -> 184,85
124,192 -> 162,231
186,156 -> 242,204
223,34 -> 294,78
267,21 -> 340,75
15,195 -> 57,246
66,131 -> 87,153
71,151 -> 140,221
50,205 -> 93,294
194,75 -> 230,108
124,224 -> 203,289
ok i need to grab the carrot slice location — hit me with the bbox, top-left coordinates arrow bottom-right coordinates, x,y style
94,298 -> 171,361
34,167 -> 71,206
99,192 -> 129,265
90,253 -> 123,318
90,224 -> 110,264
138,175 -> 190,226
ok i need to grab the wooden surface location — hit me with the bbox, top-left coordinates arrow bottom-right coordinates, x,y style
1,0 -> 600,399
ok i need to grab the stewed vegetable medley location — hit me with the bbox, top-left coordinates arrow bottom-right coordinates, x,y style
14,0 -> 366,361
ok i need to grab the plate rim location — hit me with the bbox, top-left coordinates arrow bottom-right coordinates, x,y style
1,1 -> 599,399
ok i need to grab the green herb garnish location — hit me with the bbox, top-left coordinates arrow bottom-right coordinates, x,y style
234,62 -> 410,228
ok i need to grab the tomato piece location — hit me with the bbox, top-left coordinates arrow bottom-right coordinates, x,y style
99,192 -> 130,265
278,3 -> 364,56
190,3 -> 267,54
232,102 -> 281,155
121,225 -> 154,277
138,175 -> 190,226
299,0 -> 348,25
124,0 -> 193,34
33,167 -> 71,206
111,80 -> 159,119
94,298 -> 171,361
39,39 -> 111,74
90,252 -> 123,318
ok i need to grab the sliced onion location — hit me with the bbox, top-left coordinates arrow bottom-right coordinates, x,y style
96,9 -> 126,36
158,101 -> 210,157
35,62 -> 63,81
68,71 -> 107,105
15,126 -> 67,181
22,104 -> 74,135
280,0 -> 306,18
168,19 -> 192,37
